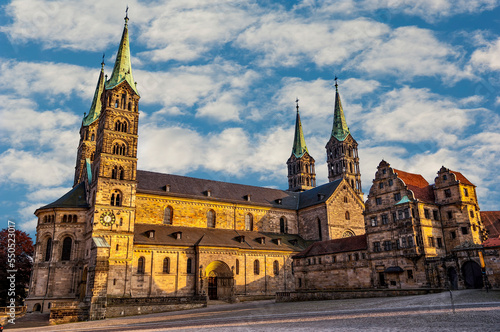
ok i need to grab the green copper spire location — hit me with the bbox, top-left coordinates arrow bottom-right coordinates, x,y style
105,11 -> 139,95
292,98 -> 309,158
331,79 -> 350,141
82,59 -> 105,126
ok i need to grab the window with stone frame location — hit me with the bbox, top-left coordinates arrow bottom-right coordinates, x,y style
186,258 -> 193,274
207,210 -> 216,228
451,231 -> 456,239
44,238 -> 52,262
279,217 -> 287,234
371,217 -> 378,227
408,236 -> 414,247
407,270 -> 413,279
379,182 -> 384,189
236,259 -> 240,275
137,257 -> 145,274
163,257 -> 170,274
394,193 -> 401,201
61,237 -> 72,261
273,260 -> 279,275
376,197 -> 382,205
392,212 -> 397,222
428,236 -> 435,247
111,190 -> 122,206
254,260 -> 260,275
388,179 -> 393,186
447,211 -> 453,220
245,213 -> 254,231
444,189 -> 451,198
383,240 -> 392,251
164,206 -> 173,225
433,210 -> 439,220
424,209 -> 430,219
461,227 -> 468,235
463,188 -> 469,197
469,210 -> 474,218
398,210 -> 403,219
404,208 -> 410,219
381,214 -> 388,225
373,241 -> 381,252
436,237 -> 443,248
401,237 -> 407,248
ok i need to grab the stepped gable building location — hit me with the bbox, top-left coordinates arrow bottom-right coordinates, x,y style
293,161 -> 489,291
26,16 -> 365,318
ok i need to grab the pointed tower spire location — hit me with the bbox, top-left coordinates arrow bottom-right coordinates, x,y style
82,57 -> 105,126
105,10 -> 139,95
292,98 -> 309,158
331,77 -> 350,141
325,77 -> 363,198
287,98 -> 316,192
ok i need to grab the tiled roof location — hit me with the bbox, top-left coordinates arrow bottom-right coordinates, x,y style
481,211 -> 500,238
36,182 -> 88,211
450,170 -> 474,186
483,236 -> 500,248
393,169 -> 429,188
134,224 -> 311,252
407,184 -> 435,203
137,170 -> 343,210
293,234 -> 367,258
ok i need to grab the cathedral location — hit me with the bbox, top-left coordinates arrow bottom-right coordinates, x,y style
26,16 -> 366,319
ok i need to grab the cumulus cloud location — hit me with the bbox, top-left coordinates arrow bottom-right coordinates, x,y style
470,37 -> 500,71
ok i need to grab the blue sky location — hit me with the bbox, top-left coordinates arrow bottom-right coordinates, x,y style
1,0 -> 500,240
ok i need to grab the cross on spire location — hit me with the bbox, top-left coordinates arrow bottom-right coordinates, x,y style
334,75 -> 338,91
295,97 -> 299,113
125,6 -> 129,25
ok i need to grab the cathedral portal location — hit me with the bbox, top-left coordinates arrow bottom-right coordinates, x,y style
205,261 -> 234,300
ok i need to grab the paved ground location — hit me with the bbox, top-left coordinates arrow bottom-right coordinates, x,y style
5,290 -> 500,331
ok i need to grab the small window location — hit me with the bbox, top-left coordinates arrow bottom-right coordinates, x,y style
163,257 -> 170,274
273,260 -> 279,276
463,188 -> 469,197
444,189 -> 451,198
408,236 -> 414,247
61,237 -> 72,261
381,214 -> 388,225
245,213 -> 254,231
164,206 -> 173,225
443,174 -> 447,180
379,182 -> 384,189
388,179 -> 393,186
433,210 -> 439,220
461,227 -> 468,235
404,208 -> 410,219
428,236 -> 435,247
45,238 -> 52,262
394,193 -> 401,201
447,211 -> 453,220
436,237 -> 443,248
382,169 -> 386,174
371,217 -> 378,227
376,197 -> 382,205
207,210 -> 216,228
111,190 -> 122,206
407,270 -> 413,279
373,241 -> 381,252
469,210 -> 474,218
424,209 -> 430,219
344,196 -> 348,203
345,211 -> 350,220
383,240 -> 392,251
279,217 -> 287,234
137,257 -> 145,274
254,260 -> 260,275
235,259 -> 240,275
401,237 -> 407,248
451,231 -> 456,239
187,258 -> 192,274
298,278 -> 302,288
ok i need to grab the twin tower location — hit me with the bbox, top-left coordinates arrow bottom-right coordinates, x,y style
286,81 -> 362,196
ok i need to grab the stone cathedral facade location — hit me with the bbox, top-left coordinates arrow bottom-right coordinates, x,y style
26,17 -> 365,318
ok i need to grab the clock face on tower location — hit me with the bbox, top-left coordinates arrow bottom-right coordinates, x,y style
99,211 -> 116,226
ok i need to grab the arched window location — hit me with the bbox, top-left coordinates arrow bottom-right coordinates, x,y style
90,152 -> 94,162
137,257 -> 145,274
317,218 -> 322,240
164,206 -> 173,225
91,134 -> 95,141
344,196 -> 348,203
350,163 -> 353,173
187,258 -> 192,274
342,230 -> 355,238
73,215 -> 77,223
128,102 -> 132,111
111,190 -> 122,206
111,166 -> 118,179
163,257 -> 170,274
273,260 -> 279,276
245,213 -> 253,231
44,238 -> 52,262
235,259 -> 240,275
61,237 -> 72,261
279,217 -> 287,234
62,215 -> 67,223
254,260 -> 260,275
207,210 -> 216,228
112,143 -> 126,156
345,211 -> 350,220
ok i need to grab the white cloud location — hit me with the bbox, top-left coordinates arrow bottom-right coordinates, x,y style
470,37 -> 500,71
350,26 -> 468,82
26,186 -> 72,202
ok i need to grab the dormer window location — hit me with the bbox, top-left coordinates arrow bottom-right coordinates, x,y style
236,235 -> 245,243
205,190 -> 212,197
165,184 -> 171,192
257,237 -> 266,244
275,199 -> 282,205
147,230 -> 155,239
244,194 -> 251,201
173,231 -> 182,240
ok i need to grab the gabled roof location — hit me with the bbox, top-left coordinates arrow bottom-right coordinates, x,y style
134,224 -> 311,251
137,170 -> 299,209
450,170 -> 474,186
483,236 -> 500,248
294,234 -> 367,258
36,182 -> 88,211
393,168 -> 435,203
481,211 -> 500,238
298,179 -> 343,209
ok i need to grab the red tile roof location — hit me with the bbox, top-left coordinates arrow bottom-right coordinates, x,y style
393,169 -> 429,188
450,170 -> 474,186
294,234 -> 367,258
481,211 -> 500,238
407,184 -> 435,203
483,236 -> 500,248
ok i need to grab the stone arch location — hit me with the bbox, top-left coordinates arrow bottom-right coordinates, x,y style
342,229 -> 355,238
462,260 -> 483,289
205,260 -> 234,301
33,303 -> 41,312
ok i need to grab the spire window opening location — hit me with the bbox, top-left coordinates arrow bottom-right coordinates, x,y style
112,143 -> 127,156
111,190 -> 122,206
128,102 -> 132,111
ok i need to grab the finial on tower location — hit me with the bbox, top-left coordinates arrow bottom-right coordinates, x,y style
125,6 -> 129,25
101,53 -> 105,68
295,97 -> 299,113
334,75 -> 338,91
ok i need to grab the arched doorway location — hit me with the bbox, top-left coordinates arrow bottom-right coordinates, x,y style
447,267 -> 458,290
33,303 -> 41,312
205,261 -> 234,300
462,260 -> 483,289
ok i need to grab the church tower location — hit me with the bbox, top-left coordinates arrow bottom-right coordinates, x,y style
85,13 -> 140,317
287,99 -> 316,192
73,60 -> 105,186
325,79 -> 362,197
